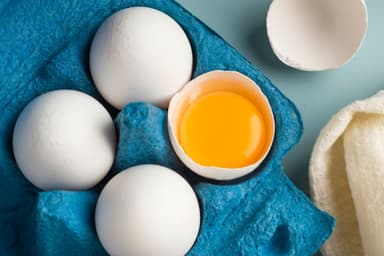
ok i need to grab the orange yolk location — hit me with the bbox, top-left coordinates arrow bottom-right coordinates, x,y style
179,91 -> 267,168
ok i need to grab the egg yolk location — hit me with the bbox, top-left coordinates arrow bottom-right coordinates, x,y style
179,91 -> 267,168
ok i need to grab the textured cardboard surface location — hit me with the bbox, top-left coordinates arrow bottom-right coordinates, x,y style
0,0 -> 334,255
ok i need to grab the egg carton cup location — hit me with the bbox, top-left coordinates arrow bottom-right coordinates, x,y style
0,0 -> 334,255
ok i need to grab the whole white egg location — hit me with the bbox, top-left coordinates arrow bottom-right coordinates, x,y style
95,164 -> 201,256
89,7 -> 193,109
168,70 -> 275,181
12,90 -> 116,191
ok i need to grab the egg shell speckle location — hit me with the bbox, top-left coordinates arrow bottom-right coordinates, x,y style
0,0 -> 334,255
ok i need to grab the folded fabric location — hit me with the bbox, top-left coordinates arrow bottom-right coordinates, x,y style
310,91 -> 384,256
0,0 -> 334,255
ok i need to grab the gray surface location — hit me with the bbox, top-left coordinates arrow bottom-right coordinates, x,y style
177,0 -> 384,196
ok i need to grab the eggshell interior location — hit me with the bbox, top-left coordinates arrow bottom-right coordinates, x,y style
267,0 -> 368,71
168,70 -> 275,180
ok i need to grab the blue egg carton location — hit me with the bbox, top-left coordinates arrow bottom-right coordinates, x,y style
0,0 -> 334,255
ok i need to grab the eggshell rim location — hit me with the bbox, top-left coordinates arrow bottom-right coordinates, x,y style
168,70 -> 275,181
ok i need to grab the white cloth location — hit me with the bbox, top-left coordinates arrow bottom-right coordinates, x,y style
310,91 -> 384,256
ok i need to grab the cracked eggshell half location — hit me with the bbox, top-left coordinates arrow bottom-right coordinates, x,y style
267,0 -> 368,71
168,70 -> 275,181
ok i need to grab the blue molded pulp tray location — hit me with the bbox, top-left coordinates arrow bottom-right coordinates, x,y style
0,0 -> 334,255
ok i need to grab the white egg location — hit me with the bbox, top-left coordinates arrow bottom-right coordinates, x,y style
168,70 -> 275,181
89,7 -> 193,109
95,164 -> 200,256
12,90 -> 116,191
267,0 -> 368,71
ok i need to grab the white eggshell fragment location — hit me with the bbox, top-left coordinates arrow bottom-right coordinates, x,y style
310,91 -> 384,256
13,90 -> 116,191
89,7 -> 193,109
267,0 -> 368,71
168,70 -> 275,181
95,165 -> 201,256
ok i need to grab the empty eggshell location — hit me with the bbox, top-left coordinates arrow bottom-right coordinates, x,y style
89,7 -> 193,109
12,90 -> 116,191
95,164 -> 201,256
168,70 -> 275,181
266,0 -> 368,71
